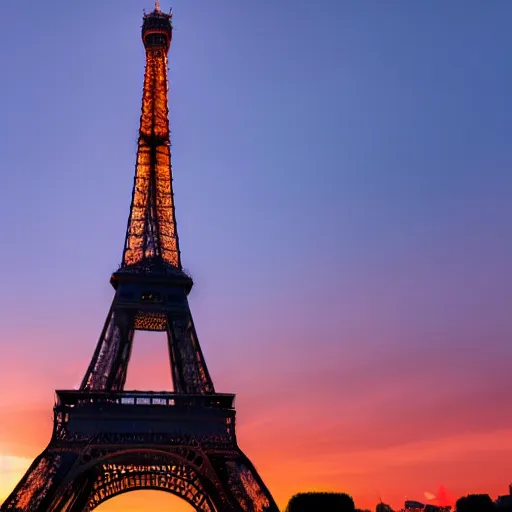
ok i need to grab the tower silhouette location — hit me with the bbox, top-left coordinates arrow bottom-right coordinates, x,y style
1,6 -> 278,512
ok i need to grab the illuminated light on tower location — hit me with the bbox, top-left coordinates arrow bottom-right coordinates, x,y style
123,3 -> 178,268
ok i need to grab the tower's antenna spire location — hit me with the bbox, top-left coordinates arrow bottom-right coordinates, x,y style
155,0 -> 161,12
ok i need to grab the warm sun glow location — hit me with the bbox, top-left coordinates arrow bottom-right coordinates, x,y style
0,455 -> 32,503
95,490 -> 194,511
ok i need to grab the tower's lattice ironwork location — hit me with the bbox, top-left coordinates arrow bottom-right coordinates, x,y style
1,4 -> 278,511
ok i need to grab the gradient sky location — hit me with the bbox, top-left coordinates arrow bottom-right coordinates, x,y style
1,1 -> 512,510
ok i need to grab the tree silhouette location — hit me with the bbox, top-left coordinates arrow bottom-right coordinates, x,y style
376,502 -> 394,512
285,492 -> 355,512
456,494 -> 495,512
495,494 -> 512,511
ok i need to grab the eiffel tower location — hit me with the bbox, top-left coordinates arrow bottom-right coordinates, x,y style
1,5 -> 279,512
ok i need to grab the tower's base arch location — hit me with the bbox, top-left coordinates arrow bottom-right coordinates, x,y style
49,449 -> 224,512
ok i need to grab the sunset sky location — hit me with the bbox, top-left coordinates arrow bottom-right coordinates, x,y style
1,1 -> 512,511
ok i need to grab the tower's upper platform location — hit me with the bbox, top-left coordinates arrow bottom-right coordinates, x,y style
142,3 -> 173,50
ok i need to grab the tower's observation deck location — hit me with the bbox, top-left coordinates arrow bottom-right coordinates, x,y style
142,7 -> 172,50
